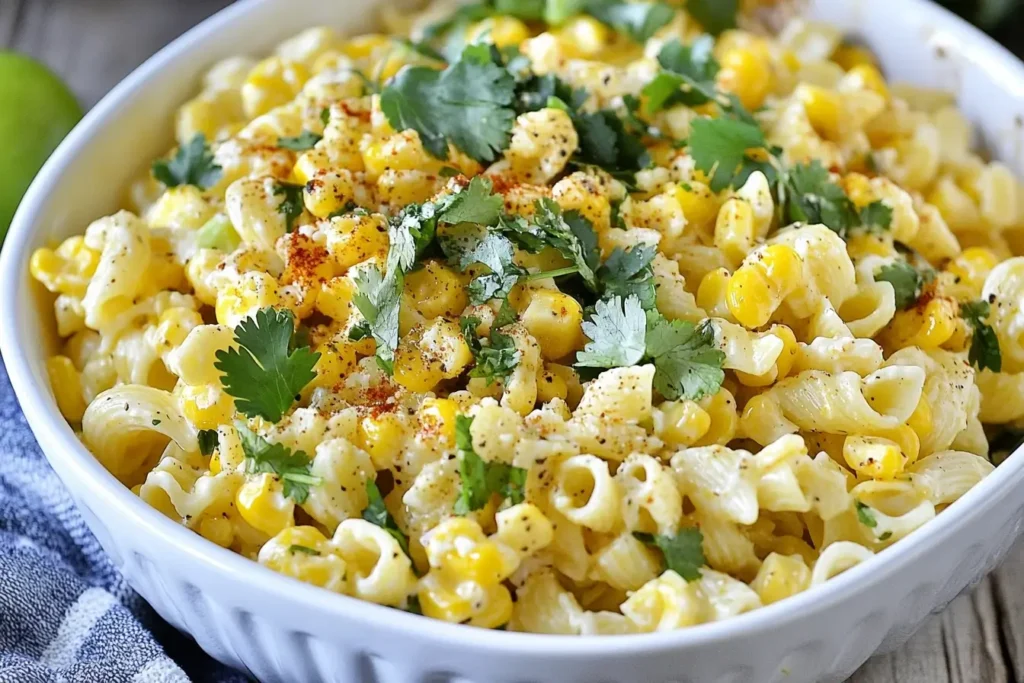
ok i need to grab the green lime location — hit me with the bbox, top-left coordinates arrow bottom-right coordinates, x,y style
0,52 -> 82,237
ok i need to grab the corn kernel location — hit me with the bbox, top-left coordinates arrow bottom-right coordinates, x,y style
714,198 -> 757,266
358,413 -> 411,470
521,290 -> 584,361
467,17 -> 530,48
555,17 -> 611,57
717,42 -> 774,111
30,236 -> 100,298
309,343 -> 358,392
847,64 -> 888,99
796,84 -> 842,141
324,214 -> 390,271
654,400 -> 712,447
697,268 -> 734,320
945,247 -> 999,299
726,245 -> 803,329
832,44 -> 878,71
673,181 -> 720,233
303,170 -> 355,218
181,384 -> 236,430
906,395 -> 932,446
843,435 -> 905,479
881,297 -> 958,350
403,261 -> 468,320
418,398 -> 459,444
751,553 -> 810,605
241,57 -> 310,119
46,356 -> 86,422
236,472 -> 295,537
259,526 -> 348,592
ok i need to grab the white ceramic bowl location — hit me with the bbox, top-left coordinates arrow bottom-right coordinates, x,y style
3,1 -> 1024,682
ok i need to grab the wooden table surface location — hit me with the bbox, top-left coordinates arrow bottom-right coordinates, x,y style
4,1 -> 1024,681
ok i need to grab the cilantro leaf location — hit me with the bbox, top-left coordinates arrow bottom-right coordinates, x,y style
577,295 -> 648,367
461,316 -> 521,385
685,0 -> 739,35
215,308 -> 320,423
782,161 -> 860,236
197,429 -> 219,456
597,243 -> 657,309
288,545 -> 321,556
688,116 -> 771,192
441,224 -> 525,305
454,415 -> 528,514
272,181 -> 306,232
515,73 -> 587,115
859,200 -> 894,230
855,500 -> 878,528
363,479 -> 411,557
962,300 -> 1002,373
235,422 -> 321,503
874,261 -> 926,310
573,109 -> 651,183
646,314 -> 725,401
437,176 -> 504,225
352,265 -> 403,374
523,199 -> 601,290
585,1 -> 676,42
380,44 -> 515,162
152,133 -> 222,190
634,528 -> 705,581
641,36 -> 719,113
277,130 -> 323,151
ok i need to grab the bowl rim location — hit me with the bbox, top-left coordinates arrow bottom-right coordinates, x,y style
2,0 -> 1024,659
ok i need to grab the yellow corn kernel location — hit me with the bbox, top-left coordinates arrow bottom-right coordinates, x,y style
521,290 -> 584,361
697,268 -> 734,320
393,343 -> 446,393
717,42 -> 774,111
714,198 -> 756,266
555,17 -> 611,57
694,388 -> 738,446
751,553 -> 811,606
832,44 -> 878,71
324,214 -> 390,271
770,324 -> 799,379
672,181 -> 720,234
843,435 -> 906,480
545,363 -> 583,407
847,64 -> 888,99
726,245 -> 803,329
796,84 -> 842,141
317,275 -> 357,323
418,581 -> 514,629
215,271 -> 281,327
418,398 -> 459,444
872,425 -> 921,466
654,400 -> 712,447
467,17 -> 530,48
293,148 -> 330,184
236,472 -> 295,537
537,364 -> 569,403
309,343 -> 358,392
361,130 -> 444,182
906,395 -> 932,446
882,297 -> 958,350
176,89 -> 244,145
241,57 -> 309,119
403,261 -> 468,320
198,515 -> 234,548
358,413 -> 410,470
30,236 -> 100,298
845,232 -> 894,259
209,451 -> 223,475
259,526 -> 348,592
394,319 -> 473,392
341,33 -> 390,60
303,170 -> 355,218
945,247 -> 999,299
180,384 -> 236,430
46,356 -> 86,422
445,542 -> 512,584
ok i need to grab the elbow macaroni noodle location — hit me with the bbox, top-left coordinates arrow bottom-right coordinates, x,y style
29,3 -> 1023,634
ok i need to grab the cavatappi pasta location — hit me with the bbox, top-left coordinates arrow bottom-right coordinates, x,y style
31,0 -> 1024,634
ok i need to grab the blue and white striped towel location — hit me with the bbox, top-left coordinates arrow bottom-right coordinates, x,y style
0,356 -> 251,683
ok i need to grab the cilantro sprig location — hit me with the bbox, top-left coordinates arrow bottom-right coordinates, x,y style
460,316 -> 521,385
685,0 -> 739,35
152,133 -> 222,190
576,296 -> 725,400
634,527 -> 705,581
351,266 -> 403,374
855,500 -> 878,528
688,115 -> 775,193
272,181 -> 306,232
215,308 -> 320,423
641,36 -> 719,114
380,44 -> 516,163
780,161 -> 892,237
874,261 -> 934,310
584,1 -> 676,42
961,300 -> 1002,373
596,243 -> 657,309
363,479 -> 412,558
454,415 -> 527,514
198,429 -> 219,456
277,130 -> 323,151
235,422 -> 321,503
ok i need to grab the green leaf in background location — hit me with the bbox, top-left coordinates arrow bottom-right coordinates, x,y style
0,52 -> 82,238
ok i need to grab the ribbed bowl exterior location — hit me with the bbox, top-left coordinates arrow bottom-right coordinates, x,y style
3,1 -> 1024,682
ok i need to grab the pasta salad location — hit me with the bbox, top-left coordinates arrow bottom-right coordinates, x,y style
30,0 -> 1024,634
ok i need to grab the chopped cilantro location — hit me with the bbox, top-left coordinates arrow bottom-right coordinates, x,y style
855,500 -> 877,528
362,479 -> 411,558
151,419 -> 161,426
320,107 -> 331,126
874,261 -> 927,310
961,300 -> 1002,373
351,265 -> 403,374
515,73 -> 586,115
641,36 -> 719,113
151,133 -> 222,190
277,130 -> 322,151
380,43 -> 515,162
685,0 -> 739,35
442,225 -> 525,305
197,429 -> 219,456
499,199 -> 600,291
461,316 -> 521,385
781,161 -> 893,237
454,415 -> 528,514
404,594 -> 423,615
585,1 -> 676,42
272,181 -> 306,232
859,200 -> 894,230
634,528 -> 705,581
688,116 -> 772,192
289,544 -> 321,556
878,531 -> 893,542
576,295 -> 648,368
214,308 -> 320,423
597,243 -> 657,309
235,422 -> 321,503
573,109 -> 651,184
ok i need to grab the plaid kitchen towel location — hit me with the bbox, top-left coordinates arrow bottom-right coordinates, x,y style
0,356 -> 251,683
